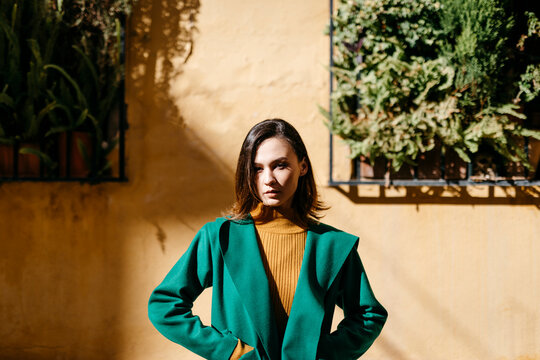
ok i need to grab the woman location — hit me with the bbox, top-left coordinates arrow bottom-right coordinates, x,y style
148,119 -> 387,360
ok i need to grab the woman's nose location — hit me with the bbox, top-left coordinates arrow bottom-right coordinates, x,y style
263,169 -> 276,185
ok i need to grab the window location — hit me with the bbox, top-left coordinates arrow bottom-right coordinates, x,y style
0,1 -> 130,183
326,0 -> 540,187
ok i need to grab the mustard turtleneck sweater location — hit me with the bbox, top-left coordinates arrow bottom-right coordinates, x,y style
229,205 -> 307,360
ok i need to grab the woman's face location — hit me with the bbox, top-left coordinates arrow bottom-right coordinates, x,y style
253,136 -> 307,210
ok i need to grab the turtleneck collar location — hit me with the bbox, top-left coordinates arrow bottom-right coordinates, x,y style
250,203 -> 307,233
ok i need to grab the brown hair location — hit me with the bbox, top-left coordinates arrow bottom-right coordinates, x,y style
229,119 -> 327,226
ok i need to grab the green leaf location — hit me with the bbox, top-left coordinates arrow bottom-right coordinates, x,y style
77,137 -> 91,168
452,147 -> 471,162
44,64 -> 88,108
521,129 -> 540,141
19,147 -> 56,169
72,45 -> 99,93
318,105 -> 331,122
27,39 -> 43,67
0,92 -> 14,108
74,108 -> 89,128
45,126 -> 73,137
26,102 -> 59,138
101,137 -> 119,157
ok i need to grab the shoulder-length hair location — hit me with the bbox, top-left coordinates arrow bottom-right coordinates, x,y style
229,119 -> 326,226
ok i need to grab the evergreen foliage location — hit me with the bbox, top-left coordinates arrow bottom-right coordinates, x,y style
0,0 -> 135,177
328,0 -> 540,172
515,12 -> 540,103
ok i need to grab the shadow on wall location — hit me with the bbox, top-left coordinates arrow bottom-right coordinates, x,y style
125,0 -> 240,245
0,1 -> 236,359
332,186 -> 540,208
128,0 -> 200,127
126,0 -> 236,225
0,188 -> 120,359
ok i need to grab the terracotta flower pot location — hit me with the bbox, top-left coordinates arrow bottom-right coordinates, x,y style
444,149 -> 468,180
502,137 -> 526,180
527,111 -> 540,180
18,143 -> 41,177
357,156 -> 386,179
529,138 -> 540,180
58,131 -> 93,178
504,160 -> 526,180
471,151 -> 498,181
389,163 -> 414,180
417,147 -> 442,180
0,144 -> 15,177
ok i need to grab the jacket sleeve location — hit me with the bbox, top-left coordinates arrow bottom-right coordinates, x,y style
318,246 -> 388,359
148,223 -> 239,360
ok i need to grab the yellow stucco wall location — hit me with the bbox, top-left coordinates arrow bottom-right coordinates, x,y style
1,1 -> 539,359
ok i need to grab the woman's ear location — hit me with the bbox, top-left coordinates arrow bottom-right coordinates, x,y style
299,158 -> 308,176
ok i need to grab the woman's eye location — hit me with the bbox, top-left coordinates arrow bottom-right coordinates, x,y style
277,163 -> 288,169
255,167 -> 263,172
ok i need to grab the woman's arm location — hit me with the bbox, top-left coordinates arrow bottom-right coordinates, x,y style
318,247 -> 388,359
148,224 -> 239,360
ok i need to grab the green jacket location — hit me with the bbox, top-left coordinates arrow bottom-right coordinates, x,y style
148,217 -> 387,360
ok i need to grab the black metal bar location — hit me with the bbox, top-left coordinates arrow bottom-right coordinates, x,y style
13,141 -> 19,179
440,148 -> 446,179
329,0 -> 334,185
119,13 -> 127,181
0,177 -> 128,183
66,131 -> 72,178
119,80 -> 127,181
0,14 -> 129,185
524,136 -> 530,179
328,178 -> 540,187
39,140 -> 44,178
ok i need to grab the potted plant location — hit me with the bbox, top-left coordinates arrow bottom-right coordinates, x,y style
0,88 -> 16,176
0,2 -> 60,177
0,0 -> 133,180
512,11 -> 540,179
45,0 -> 129,179
326,0 -> 540,181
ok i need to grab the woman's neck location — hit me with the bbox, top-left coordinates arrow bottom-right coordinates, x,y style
251,203 -> 305,229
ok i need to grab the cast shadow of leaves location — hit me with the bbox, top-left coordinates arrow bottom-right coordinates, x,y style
333,185 -> 540,208
128,0 -> 200,124
126,0 -> 236,241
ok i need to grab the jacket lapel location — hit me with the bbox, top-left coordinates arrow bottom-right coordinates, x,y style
219,219 -> 281,360
281,223 -> 358,360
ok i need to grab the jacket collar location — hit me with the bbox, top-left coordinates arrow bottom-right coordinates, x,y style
219,216 -> 358,359
281,221 -> 358,359
220,216 -> 280,359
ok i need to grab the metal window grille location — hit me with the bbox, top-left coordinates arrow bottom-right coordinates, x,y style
0,95 -> 127,184
327,0 -> 540,187
0,21 -> 128,184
